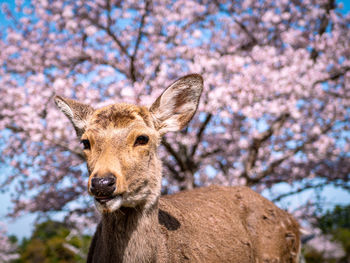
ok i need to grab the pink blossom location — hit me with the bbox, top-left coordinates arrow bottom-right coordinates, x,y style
0,0 -> 348,224
0,223 -> 18,262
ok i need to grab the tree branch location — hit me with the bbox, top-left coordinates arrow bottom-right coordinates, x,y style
190,113 -> 212,157
199,148 -> 223,159
83,5 -> 130,59
241,112 -> 290,182
52,141 -> 85,160
270,178 -> 350,203
249,115 -> 336,184
272,182 -> 327,202
129,0 -> 151,83
312,66 -> 350,89
161,137 -> 186,172
213,0 -> 258,51
310,0 -> 336,61
163,160 -> 183,180
5,124 -> 85,161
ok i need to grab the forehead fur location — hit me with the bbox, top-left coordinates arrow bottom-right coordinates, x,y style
89,103 -> 153,130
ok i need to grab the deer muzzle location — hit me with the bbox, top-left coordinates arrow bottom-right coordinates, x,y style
90,173 -> 116,203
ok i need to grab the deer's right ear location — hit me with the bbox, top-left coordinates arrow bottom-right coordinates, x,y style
54,96 -> 94,137
149,74 -> 203,135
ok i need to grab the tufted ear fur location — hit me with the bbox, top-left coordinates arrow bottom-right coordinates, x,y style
54,96 -> 94,137
149,74 -> 203,135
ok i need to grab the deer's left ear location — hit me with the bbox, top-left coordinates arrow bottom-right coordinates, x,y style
149,74 -> 203,135
54,96 -> 94,137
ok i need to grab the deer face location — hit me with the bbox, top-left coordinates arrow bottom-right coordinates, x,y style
81,104 -> 162,213
55,74 -> 203,213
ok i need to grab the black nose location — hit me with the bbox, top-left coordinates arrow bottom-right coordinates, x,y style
90,174 -> 116,197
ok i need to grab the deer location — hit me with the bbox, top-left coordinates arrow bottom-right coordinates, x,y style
54,74 -> 301,263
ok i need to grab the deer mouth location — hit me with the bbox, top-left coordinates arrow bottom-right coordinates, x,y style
95,195 -> 118,204
94,195 -> 124,213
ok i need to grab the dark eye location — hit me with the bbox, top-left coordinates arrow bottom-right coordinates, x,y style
134,135 -> 149,146
81,139 -> 91,150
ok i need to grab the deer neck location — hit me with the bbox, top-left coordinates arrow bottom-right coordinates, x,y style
100,201 -> 165,262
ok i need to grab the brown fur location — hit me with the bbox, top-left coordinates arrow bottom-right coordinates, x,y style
87,186 -> 300,263
54,74 -> 301,263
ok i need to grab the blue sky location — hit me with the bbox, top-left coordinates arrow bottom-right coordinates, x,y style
0,0 -> 350,239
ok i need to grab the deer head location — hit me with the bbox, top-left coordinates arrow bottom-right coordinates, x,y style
55,74 -> 203,213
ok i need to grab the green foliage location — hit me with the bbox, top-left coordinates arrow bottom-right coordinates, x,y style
13,220 -> 91,263
8,235 -> 18,244
303,246 -> 338,263
311,205 -> 350,263
318,205 -> 350,233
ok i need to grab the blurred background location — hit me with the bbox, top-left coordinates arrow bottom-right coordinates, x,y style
0,0 -> 349,262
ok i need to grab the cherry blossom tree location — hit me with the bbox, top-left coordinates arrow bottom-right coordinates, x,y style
0,222 -> 18,262
0,0 -> 349,220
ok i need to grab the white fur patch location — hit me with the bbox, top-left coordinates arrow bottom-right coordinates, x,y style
94,196 -> 123,213
151,83 -> 199,134
54,97 -> 86,131
55,98 -> 74,120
